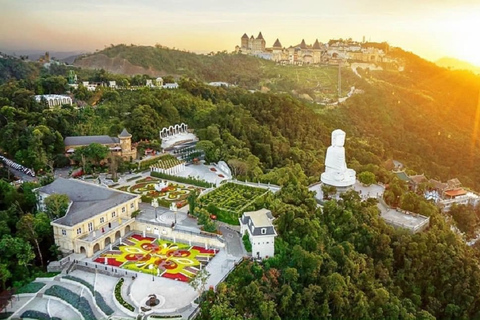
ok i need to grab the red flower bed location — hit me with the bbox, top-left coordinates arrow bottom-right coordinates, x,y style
218,174 -> 225,178
94,257 -> 123,267
192,246 -> 217,254
210,168 -> 217,172
162,272 -> 190,282
131,234 -> 156,242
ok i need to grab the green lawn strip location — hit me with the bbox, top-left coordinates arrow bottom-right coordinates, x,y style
15,282 -> 45,294
126,175 -> 142,182
44,285 -> 96,320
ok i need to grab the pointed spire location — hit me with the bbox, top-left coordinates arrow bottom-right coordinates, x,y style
272,38 -> 282,48
313,39 -> 321,49
300,39 -> 307,49
241,33 -> 249,39
118,128 -> 131,138
257,32 -> 264,40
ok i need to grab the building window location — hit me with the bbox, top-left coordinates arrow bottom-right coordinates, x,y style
261,228 -> 267,234
100,217 -> 105,223
130,203 -> 134,209
88,222 -> 93,232
122,207 -> 126,213
62,229 -> 66,236
76,227 -> 82,235
112,211 -> 116,218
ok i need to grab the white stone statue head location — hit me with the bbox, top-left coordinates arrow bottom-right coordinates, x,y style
331,129 -> 346,147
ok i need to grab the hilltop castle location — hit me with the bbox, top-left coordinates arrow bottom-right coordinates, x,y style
236,32 -> 326,65
236,32 -> 391,66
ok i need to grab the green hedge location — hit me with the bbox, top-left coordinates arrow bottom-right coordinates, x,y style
115,278 -> 135,312
242,234 -> 252,253
16,282 -> 45,294
150,315 -> 182,319
20,310 -> 61,320
151,171 -> 213,188
64,275 -> 94,295
45,285 -> 96,320
95,291 -> 114,316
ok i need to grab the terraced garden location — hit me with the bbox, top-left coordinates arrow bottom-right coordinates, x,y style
94,234 -> 217,282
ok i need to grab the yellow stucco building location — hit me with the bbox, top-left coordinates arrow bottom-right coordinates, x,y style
36,178 -> 141,257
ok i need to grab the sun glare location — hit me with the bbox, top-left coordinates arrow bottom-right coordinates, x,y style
439,10 -> 480,66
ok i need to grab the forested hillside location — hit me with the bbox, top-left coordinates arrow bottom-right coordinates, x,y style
2,47 -> 480,318
338,49 -> 480,188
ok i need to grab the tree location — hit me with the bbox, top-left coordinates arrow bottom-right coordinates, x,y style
358,171 -> 376,186
227,158 -> 248,178
0,235 -> 35,268
322,184 -> 337,200
0,263 -> 11,290
189,267 -> 210,300
84,143 -> 109,167
16,213 -> 52,266
44,194 -> 70,219
196,140 -> 218,163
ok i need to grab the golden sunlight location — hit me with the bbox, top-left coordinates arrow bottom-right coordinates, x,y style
438,9 -> 480,66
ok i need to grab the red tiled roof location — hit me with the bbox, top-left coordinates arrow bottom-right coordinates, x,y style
444,189 -> 467,197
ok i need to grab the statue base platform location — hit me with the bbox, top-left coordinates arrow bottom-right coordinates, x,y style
321,173 -> 355,188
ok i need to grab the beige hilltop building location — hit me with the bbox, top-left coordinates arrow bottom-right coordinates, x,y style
236,32 -> 393,66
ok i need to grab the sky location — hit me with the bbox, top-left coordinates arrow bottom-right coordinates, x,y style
1,0 -> 480,65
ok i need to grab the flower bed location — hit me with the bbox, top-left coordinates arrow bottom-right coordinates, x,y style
128,181 -> 201,207
95,235 -> 217,282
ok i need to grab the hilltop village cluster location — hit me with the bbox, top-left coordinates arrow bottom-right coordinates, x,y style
235,32 -> 393,65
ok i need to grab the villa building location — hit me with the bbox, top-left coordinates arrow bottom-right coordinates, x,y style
64,128 -> 137,161
239,208 -> 277,259
36,178 -> 141,257
34,94 -> 73,108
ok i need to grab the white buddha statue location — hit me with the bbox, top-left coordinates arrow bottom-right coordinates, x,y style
321,129 -> 356,187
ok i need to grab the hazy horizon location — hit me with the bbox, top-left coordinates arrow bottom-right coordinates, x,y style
1,0 -> 480,65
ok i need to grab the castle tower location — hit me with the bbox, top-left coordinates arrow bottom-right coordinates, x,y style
249,35 -> 254,50
312,39 -> 322,64
118,128 -> 137,161
272,38 -> 282,49
241,33 -> 249,49
299,39 -> 307,49
254,32 -> 266,53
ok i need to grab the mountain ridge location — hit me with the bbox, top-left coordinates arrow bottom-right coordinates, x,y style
435,56 -> 480,74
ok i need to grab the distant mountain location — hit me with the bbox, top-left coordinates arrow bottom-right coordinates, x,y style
435,56 -> 480,74
3,50 -> 85,63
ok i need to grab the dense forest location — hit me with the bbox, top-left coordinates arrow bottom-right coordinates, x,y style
1,47 -> 480,318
